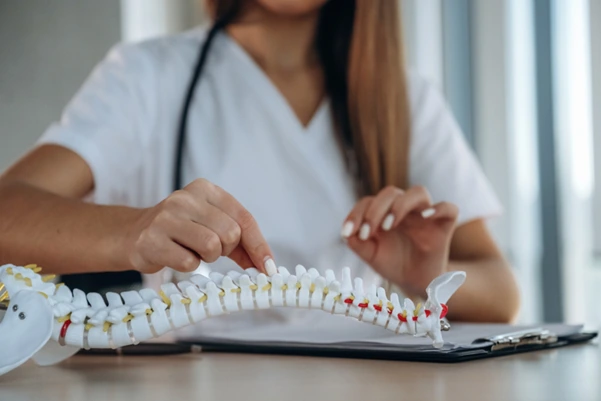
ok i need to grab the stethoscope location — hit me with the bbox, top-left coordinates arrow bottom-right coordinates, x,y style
173,15 -> 233,192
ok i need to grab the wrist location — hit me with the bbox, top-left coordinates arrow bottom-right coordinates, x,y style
104,206 -> 147,273
389,260 -> 449,299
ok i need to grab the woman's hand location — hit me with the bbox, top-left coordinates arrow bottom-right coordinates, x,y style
342,186 -> 459,297
122,178 -> 276,275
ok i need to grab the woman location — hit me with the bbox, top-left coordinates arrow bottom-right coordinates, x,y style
0,0 -> 519,327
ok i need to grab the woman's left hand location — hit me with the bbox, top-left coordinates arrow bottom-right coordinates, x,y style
342,186 -> 459,297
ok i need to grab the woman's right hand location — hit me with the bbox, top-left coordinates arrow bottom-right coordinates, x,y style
123,178 -> 276,276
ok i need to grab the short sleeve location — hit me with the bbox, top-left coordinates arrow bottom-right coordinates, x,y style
37,42 -> 156,205
408,72 -> 503,225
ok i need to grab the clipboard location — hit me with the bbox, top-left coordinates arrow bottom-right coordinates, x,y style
176,323 -> 598,363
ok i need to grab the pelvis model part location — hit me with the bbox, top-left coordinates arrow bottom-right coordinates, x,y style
0,264 -> 466,376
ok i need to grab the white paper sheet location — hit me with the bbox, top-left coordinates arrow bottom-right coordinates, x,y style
176,309 -> 583,347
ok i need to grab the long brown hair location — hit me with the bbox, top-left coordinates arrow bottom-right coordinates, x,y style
206,0 -> 410,195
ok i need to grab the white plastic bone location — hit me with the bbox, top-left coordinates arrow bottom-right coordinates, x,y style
285,274 -> 298,307
0,263 -> 466,378
255,273 -> 271,309
298,273 -> 312,308
270,273 -> 285,307
220,276 -> 241,312
238,274 -> 255,310
121,290 -> 143,306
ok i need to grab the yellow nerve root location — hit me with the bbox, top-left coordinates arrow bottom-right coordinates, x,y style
159,291 -> 171,306
57,314 -> 71,323
414,303 -> 422,316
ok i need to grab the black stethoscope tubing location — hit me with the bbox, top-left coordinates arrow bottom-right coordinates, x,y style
173,17 -> 233,192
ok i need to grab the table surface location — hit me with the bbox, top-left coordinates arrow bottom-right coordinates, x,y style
1,342 -> 600,401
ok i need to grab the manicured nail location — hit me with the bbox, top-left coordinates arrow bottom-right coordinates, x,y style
264,258 -> 277,276
421,208 -> 436,218
359,223 -> 371,240
341,221 -> 354,238
382,214 -> 395,231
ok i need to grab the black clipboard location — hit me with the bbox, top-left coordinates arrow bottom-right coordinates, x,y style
176,324 -> 598,363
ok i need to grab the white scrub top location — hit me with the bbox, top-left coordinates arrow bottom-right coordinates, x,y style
38,27 -> 501,338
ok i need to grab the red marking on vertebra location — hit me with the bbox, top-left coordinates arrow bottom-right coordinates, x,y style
398,314 -> 407,323
440,303 -> 448,319
358,302 -> 368,308
374,305 -> 383,312
60,320 -> 72,339
412,316 -> 418,322
425,309 -> 431,317
344,298 -> 354,305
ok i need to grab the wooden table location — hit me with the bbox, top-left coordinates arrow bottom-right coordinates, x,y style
1,342 -> 600,401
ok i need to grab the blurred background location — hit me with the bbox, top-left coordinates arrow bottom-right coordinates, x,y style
0,0 -> 599,326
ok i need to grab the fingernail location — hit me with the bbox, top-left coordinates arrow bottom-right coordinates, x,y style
264,258 -> 277,276
422,208 -> 436,218
359,223 -> 370,240
382,214 -> 395,231
341,221 -> 354,238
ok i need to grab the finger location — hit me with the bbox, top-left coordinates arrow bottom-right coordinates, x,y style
188,204 -> 241,257
168,220 -> 223,263
426,202 -> 459,224
144,236 -> 201,273
387,186 -> 433,230
341,197 -> 373,240
363,186 -> 404,235
346,236 -> 378,264
187,180 -> 275,275
228,245 -> 254,269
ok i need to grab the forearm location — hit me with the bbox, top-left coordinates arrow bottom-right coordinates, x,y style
0,180 -> 141,274
445,257 -> 520,323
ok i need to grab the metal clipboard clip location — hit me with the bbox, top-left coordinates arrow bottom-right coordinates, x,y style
474,328 -> 559,351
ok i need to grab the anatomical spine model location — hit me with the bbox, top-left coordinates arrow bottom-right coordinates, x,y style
0,263 -> 466,376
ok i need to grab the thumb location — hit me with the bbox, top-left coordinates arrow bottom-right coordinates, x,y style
346,236 -> 378,264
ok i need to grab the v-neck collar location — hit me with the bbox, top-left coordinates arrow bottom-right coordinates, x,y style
219,31 -> 329,137
214,31 -> 350,211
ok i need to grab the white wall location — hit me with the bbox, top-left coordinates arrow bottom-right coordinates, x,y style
401,0 -> 444,91
591,0 -> 601,255
471,0 -> 542,323
120,0 -> 204,42
552,0 -> 595,323
0,0 -> 121,171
